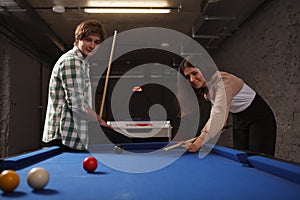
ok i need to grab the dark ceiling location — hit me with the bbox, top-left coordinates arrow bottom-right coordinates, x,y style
0,0 -> 267,67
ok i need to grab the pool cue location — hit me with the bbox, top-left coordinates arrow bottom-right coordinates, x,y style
99,30 -> 117,118
164,124 -> 232,151
163,137 -> 198,151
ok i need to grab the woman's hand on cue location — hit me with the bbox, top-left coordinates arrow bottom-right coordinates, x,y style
183,136 -> 204,152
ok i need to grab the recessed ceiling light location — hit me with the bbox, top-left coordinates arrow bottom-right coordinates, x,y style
52,5 -> 65,13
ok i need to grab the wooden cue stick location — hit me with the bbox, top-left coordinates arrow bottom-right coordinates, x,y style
163,137 -> 198,151
99,30 -> 118,118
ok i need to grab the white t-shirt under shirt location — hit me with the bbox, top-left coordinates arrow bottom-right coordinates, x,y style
230,83 -> 256,113
201,72 -> 256,143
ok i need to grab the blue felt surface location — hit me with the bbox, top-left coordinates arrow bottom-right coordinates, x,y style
1,145 -> 300,200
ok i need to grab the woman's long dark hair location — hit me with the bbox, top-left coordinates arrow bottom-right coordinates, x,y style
178,59 -> 208,96
176,56 -> 217,117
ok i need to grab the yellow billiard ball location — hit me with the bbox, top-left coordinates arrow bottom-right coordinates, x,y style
0,170 -> 20,193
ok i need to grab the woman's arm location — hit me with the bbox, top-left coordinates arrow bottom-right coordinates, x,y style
188,74 -> 234,152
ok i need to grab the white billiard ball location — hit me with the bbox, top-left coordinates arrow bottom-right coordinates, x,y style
27,167 -> 49,190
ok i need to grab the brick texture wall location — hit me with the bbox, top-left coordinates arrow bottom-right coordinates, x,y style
213,0 -> 300,164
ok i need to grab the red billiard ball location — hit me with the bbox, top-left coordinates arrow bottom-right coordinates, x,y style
83,156 -> 98,173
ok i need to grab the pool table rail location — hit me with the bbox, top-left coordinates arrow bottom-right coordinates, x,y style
0,146 -> 61,171
1,144 -> 300,185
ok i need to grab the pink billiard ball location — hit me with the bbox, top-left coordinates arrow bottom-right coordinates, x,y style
83,156 -> 98,173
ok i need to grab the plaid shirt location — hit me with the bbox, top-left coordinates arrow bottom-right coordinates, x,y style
43,46 -> 92,150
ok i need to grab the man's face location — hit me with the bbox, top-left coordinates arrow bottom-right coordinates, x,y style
77,34 -> 101,57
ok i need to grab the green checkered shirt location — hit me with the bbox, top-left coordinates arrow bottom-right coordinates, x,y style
43,46 -> 92,150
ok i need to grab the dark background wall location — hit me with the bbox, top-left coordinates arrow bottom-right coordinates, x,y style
0,31 -> 50,156
212,0 -> 300,163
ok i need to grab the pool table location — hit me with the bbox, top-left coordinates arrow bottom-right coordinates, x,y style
1,143 -> 300,200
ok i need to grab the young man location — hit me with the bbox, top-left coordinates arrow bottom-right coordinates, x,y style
43,19 -> 131,151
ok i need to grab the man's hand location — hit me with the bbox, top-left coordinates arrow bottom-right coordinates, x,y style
96,115 -> 113,128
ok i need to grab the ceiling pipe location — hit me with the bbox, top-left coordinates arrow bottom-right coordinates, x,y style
14,0 -> 66,53
190,0 -> 211,37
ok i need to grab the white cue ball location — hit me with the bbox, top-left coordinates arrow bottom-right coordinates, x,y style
27,167 -> 49,190
114,146 -> 123,154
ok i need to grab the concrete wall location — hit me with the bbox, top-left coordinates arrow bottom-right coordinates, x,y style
212,0 -> 300,163
0,29 -> 51,158
0,34 -> 11,157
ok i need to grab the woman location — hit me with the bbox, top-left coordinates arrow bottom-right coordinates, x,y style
178,58 -> 277,156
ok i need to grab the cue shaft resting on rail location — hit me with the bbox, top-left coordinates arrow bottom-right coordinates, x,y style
99,30 -> 117,118
164,128 -> 228,151
163,137 -> 197,151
